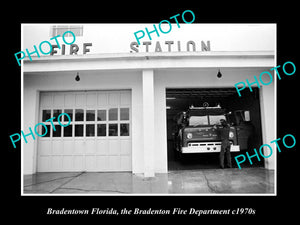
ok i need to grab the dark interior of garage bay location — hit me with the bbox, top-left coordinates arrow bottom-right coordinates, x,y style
166,87 -> 264,170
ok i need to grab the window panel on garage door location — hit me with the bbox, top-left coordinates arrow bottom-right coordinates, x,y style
63,109 -> 73,137
120,107 -> 130,136
37,91 -> 131,172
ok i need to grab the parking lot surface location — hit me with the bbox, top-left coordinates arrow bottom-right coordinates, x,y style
23,167 -> 274,194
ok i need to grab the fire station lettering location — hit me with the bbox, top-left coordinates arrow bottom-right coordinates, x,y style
130,40 -> 211,53
51,43 -> 92,56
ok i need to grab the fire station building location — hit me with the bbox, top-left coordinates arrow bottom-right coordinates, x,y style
23,24 -> 276,177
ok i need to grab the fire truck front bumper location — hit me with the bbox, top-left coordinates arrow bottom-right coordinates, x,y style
181,142 -> 240,153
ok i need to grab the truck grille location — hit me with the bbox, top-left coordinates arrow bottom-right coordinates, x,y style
188,142 -> 221,151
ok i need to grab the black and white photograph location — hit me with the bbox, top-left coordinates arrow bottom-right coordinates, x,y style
21,23 -> 276,195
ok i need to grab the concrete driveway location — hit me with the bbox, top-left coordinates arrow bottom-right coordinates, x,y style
23,167 -> 274,194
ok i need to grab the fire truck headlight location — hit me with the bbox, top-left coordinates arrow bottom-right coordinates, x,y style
187,133 -> 193,139
229,131 -> 234,138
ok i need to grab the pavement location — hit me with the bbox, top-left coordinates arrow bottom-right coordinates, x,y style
23,167 -> 274,194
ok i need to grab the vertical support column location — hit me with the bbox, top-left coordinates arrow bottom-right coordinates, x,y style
23,86 -> 39,174
142,69 -> 155,177
259,84 -> 276,170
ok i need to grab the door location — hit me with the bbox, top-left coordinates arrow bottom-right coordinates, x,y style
37,90 -> 132,172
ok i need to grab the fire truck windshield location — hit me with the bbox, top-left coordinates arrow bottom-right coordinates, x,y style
189,116 -> 208,126
188,115 -> 226,126
209,115 -> 226,125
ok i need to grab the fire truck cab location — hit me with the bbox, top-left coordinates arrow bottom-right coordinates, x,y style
174,104 -> 254,156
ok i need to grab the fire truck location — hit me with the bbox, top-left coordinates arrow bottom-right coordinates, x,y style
174,103 -> 254,156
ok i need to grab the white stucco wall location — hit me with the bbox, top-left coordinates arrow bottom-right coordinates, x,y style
24,69 -> 276,175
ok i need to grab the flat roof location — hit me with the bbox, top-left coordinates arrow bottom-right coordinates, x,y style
24,51 -> 274,62
23,51 -> 275,72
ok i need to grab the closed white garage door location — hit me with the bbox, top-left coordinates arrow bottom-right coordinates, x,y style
37,90 -> 132,172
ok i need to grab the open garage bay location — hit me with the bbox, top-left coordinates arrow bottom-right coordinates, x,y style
166,87 -> 264,170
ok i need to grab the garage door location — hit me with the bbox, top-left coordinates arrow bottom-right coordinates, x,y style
37,90 -> 132,172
